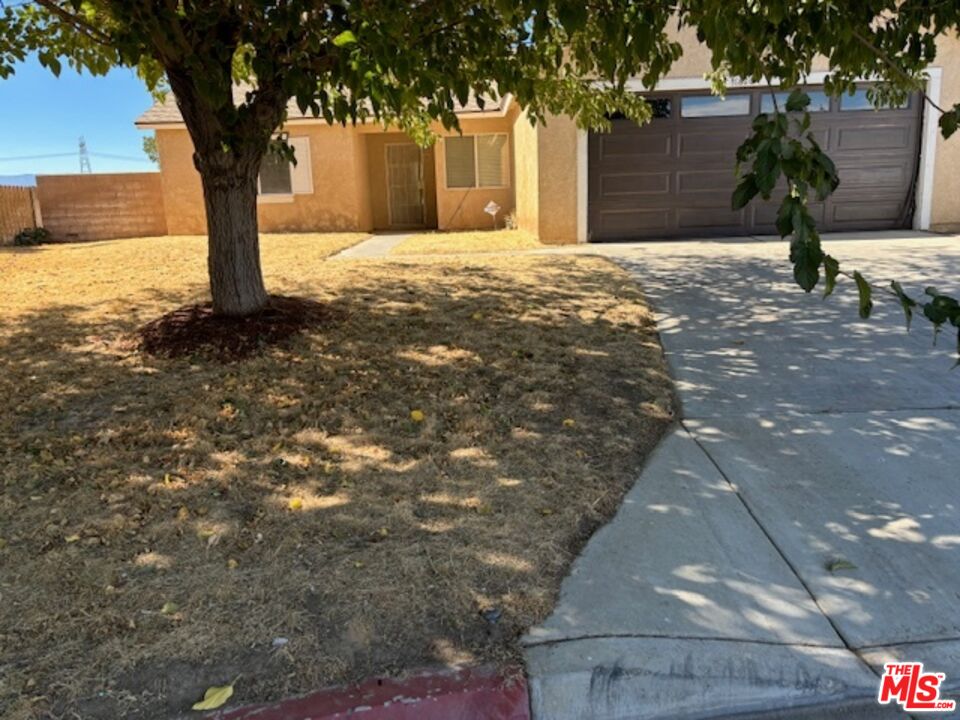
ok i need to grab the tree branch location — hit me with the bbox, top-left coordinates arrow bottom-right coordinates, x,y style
850,27 -> 947,115
34,0 -> 113,46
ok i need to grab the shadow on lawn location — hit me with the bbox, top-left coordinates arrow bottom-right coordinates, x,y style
0,258 -> 674,719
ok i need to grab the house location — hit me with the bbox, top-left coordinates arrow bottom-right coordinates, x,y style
135,29 -> 960,243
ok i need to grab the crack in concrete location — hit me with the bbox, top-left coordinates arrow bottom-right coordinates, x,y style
682,420 -> 885,683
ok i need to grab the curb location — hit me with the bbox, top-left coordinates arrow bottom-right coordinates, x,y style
209,667 -> 529,720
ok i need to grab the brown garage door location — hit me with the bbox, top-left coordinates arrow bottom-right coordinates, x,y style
588,86 -> 922,241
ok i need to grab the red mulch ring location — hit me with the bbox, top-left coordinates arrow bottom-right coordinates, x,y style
138,295 -> 339,360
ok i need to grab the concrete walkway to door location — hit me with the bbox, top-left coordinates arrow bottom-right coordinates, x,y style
331,232 -> 411,259
525,232 -> 960,719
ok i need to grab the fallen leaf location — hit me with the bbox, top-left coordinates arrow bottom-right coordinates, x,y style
191,680 -> 235,711
64,534 -> 81,543
826,558 -> 857,573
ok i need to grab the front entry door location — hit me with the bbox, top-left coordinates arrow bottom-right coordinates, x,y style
386,144 -> 425,228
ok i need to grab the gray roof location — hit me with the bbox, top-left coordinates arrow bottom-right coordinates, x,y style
136,86 -> 508,126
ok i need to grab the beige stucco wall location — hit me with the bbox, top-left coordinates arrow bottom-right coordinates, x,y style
429,115 -> 516,230
512,108 -> 540,235
930,35 -> 960,232
364,132 -> 438,230
535,115 -> 580,244
155,130 -> 205,234
156,124 -> 374,235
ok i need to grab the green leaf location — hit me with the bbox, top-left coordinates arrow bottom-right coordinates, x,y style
853,271 -> 873,319
940,110 -> 959,139
775,196 -> 803,238
890,281 -> 916,330
823,255 -> 840,298
732,175 -> 759,210
332,30 -> 357,47
789,226 -> 823,292
785,89 -> 810,112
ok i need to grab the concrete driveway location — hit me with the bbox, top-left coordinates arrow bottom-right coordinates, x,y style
525,232 -> 960,719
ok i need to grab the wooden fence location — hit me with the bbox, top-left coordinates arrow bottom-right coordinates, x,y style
0,185 -> 41,245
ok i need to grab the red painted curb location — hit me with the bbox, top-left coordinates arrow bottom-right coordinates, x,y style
210,668 -> 530,720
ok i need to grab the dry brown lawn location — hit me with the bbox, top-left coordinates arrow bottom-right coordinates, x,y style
390,229 -> 543,255
0,234 -> 674,719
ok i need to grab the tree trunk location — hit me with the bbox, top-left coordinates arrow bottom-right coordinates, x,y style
201,170 -> 269,316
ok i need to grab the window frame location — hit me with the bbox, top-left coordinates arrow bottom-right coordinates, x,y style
443,132 -> 510,190
760,90 -> 832,114
257,136 -> 313,202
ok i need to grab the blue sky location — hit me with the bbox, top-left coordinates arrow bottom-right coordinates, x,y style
0,55 -> 157,177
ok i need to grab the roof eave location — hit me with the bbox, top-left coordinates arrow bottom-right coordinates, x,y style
135,95 -> 513,131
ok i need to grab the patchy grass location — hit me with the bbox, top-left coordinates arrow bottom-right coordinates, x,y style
0,236 -> 674,719
390,229 -> 544,255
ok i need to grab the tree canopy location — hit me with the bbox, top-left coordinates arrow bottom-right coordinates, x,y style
2,1 -> 959,348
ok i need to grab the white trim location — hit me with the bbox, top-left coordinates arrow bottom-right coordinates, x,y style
576,129 -> 588,243
915,67 -> 942,231
622,71 -> 854,94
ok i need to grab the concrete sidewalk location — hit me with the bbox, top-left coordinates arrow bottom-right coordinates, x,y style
525,233 -> 960,719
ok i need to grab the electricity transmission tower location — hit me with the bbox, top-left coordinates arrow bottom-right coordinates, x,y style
78,137 -> 92,173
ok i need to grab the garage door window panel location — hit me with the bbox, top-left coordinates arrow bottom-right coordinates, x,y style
680,94 -> 751,118
761,91 -> 831,113
841,89 -> 909,111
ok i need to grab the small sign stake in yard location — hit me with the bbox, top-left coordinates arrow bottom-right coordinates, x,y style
484,200 -> 501,229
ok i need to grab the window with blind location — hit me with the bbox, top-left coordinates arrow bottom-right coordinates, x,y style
444,134 -> 509,189
259,150 -> 293,195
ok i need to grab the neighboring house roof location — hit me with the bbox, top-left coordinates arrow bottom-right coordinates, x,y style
135,86 -> 511,127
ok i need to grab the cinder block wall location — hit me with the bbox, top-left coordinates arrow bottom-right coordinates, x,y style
35,173 -> 167,242
0,185 -> 39,245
